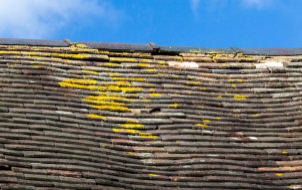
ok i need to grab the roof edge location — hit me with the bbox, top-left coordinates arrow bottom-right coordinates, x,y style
0,38 -> 302,56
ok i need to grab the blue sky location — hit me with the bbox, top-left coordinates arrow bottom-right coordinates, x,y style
0,0 -> 301,48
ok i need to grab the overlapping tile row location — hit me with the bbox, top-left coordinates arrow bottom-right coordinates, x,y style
0,43 -> 302,190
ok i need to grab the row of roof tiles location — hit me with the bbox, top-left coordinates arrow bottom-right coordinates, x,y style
0,43 -> 302,189
0,38 -> 302,55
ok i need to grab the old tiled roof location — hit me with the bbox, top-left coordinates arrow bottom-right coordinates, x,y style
0,38 -> 302,189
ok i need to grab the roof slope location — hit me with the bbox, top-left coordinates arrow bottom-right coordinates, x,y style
0,39 -> 302,189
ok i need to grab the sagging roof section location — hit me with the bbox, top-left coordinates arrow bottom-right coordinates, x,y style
0,38 -> 302,189
0,38 -> 301,55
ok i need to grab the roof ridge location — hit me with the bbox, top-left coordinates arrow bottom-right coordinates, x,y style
0,38 -> 302,55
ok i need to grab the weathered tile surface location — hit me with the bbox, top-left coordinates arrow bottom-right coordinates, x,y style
0,42 -> 301,189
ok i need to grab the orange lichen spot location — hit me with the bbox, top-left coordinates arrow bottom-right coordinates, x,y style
275,173 -> 283,176
282,151 -> 288,154
149,174 -> 160,177
120,123 -> 144,128
252,113 -> 260,117
232,84 -> 236,88
195,123 -> 208,127
234,94 -> 248,100
238,79 -> 243,82
33,66 -> 41,69
128,152 -> 135,155
169,104 -> 179,108
87,114 -> 106,120
82,69 -> 99,75
150,93 -> 162,97
203,120 -> 211,123
215,117 -> 221,120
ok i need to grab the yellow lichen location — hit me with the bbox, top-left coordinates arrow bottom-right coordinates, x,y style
102,62 -> 120,67
252,113 -> 260,117
186,81 -> 200,85
59,78 -> 97,86
87,113 -> 106,119
150,93 -> 162,97
234,94 -> 248,100
146,68 -> 156,72
75,43 -> 88,48
110,57 -> 137,63
82,69 -> 99,75
138,133 -> 158,139
137,63 -> 150,67
120,123 -> 144,128
58,68 -> 160,140
127,119 -> 138,123
149,174 -> 160,177
112,128 -> 141,134
169,104 -> 179,108
90,104 -> 129,111
195,123 -> 208,127
112,76 -> 145,82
